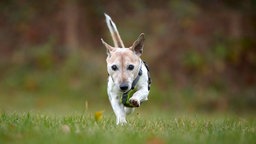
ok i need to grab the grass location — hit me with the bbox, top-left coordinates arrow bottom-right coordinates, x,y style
0,111 -> 255,144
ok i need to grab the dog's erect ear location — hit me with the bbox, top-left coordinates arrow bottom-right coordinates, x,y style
130,33 -> 145,56
101,38 -> 114,56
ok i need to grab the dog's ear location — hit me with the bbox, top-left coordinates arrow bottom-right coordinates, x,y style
101,38 -> 114,56
130,33 -> 145,56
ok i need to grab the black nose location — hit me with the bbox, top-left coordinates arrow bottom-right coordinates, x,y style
120,84 -> 129,91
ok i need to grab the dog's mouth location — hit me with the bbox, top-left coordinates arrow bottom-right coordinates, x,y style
120,89 -> 130,93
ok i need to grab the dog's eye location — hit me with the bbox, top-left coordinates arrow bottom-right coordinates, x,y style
127,65 -> 134,70
111,65 -> 118,71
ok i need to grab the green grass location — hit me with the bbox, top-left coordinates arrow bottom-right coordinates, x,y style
0,112 -> 255,144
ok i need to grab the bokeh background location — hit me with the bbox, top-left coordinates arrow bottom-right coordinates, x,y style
0,0 -> 255,114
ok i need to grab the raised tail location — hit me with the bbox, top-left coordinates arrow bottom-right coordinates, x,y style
104,13 -> 125,48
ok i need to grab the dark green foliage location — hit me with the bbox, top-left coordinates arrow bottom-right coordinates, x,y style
0,0 -> 255,114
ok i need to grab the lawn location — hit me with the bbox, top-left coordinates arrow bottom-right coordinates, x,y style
0,111 -> 255,144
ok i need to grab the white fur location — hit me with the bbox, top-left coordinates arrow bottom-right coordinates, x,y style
104,13 -> 117,35
107,62 -> 149,125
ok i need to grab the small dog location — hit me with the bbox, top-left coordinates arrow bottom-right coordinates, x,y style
101,14 -> 151,125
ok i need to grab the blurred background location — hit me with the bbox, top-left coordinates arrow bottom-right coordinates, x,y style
0,0 -> 255,114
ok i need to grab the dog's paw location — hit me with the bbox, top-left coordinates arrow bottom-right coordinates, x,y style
117,121 -> 127,126
129,98 -> 140,107
116,118 -> 127,125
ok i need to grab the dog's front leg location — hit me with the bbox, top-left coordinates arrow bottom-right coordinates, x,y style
129,88 -> 149,107
108,92 -> 127,125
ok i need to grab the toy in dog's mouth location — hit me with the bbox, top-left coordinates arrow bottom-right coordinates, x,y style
121,89 -> 140,107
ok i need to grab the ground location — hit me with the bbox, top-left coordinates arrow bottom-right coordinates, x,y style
0,111 -> 255,144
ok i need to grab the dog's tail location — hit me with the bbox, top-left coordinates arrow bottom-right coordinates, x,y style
104,13 -> 125,48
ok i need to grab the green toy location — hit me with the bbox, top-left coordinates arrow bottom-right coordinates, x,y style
121,89 -> 137,107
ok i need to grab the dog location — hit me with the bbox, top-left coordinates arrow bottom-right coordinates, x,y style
101,14 -> 151,125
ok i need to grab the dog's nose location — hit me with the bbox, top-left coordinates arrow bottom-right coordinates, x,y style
120,83 -> 129,91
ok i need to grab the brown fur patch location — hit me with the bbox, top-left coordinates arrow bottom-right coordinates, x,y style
107,48 -> 140,85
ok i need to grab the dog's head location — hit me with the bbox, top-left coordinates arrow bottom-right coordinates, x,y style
102,33 -> 145,92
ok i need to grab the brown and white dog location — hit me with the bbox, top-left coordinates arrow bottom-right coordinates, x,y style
101,14 -> 151,125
